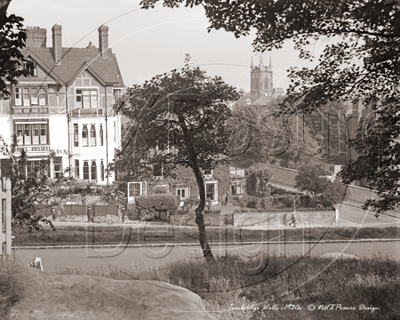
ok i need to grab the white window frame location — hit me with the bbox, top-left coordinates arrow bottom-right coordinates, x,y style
75,88 -> 98,108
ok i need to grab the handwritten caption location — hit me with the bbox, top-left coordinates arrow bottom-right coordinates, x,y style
229,304 -> 380,313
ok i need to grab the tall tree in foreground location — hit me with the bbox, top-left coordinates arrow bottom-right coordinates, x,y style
140,0 -> 400,214
114,56 -> 239,261
0,5 -> 30,98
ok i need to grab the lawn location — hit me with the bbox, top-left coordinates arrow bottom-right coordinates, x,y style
12,225 -> 400,247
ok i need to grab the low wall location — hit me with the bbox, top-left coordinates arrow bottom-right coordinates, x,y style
169,213 -> 234,227
234,211 -> 335,228
345,185 -> 379,204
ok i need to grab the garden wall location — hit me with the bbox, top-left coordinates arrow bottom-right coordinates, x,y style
169,213 -> 234,227
170,211 -> 335,228
233,211 -> 335,228
345,185 -> 379,204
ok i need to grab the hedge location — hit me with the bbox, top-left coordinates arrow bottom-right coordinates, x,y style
135,194 -> 180,221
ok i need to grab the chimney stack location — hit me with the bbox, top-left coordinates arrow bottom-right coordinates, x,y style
26,27 -> 47,48
98,25 -> 109,57
52,24 -> 62,64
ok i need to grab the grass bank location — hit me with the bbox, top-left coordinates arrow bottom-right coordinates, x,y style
54,253 -> 400,320
13,226 -> 400,247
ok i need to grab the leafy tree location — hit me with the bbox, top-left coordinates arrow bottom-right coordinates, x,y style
0,136 -> 72,234
231,97 -> 322,169
113,56 -> 239,261
141,0 -> 400,110
245,168 -> 272,198
339,106 -> 400,214
139,0 -> 400,214
0,4 -> 30,98
294,165 -> 331,206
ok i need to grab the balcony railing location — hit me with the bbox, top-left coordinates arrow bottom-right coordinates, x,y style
12,107 -> 49,114
70,108 -> 115,117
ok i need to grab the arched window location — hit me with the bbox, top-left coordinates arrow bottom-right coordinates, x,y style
100,160 -> 104,181
83,161 -> 89,180
90,125 -> 96,146
100,124 -> 103,146
91,161 -> 97,181
82,125 -> 88,147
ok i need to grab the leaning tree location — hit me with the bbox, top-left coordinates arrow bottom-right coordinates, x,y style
114,56 -> 239,261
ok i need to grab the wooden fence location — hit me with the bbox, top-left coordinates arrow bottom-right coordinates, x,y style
1,178 -> 12,258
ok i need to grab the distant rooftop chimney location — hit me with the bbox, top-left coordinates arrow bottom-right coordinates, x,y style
26,27 -> 47,48
98,25 -> 108,57
52,24 -> 62,64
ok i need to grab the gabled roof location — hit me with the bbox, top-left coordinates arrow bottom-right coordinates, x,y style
20,47 -> 124,87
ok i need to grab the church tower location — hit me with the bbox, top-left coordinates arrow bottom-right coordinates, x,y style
250,54 -> 273,98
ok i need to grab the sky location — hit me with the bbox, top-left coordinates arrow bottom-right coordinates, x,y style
8,0 -> 326,92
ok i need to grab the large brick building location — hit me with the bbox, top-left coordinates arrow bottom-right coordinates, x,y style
0,24 -> 124,184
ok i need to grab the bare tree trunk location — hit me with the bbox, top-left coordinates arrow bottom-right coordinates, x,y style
177,112 -> 214,262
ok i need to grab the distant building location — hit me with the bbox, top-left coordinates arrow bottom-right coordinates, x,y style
0,24 -> 124,184
236,54 -> 285,108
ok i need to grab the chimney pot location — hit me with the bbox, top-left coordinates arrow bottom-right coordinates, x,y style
52,24 -> 62,64
98,25 -> 109,57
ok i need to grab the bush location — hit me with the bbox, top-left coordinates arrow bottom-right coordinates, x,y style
239,194 -> 258,209
135,194 -> 180,221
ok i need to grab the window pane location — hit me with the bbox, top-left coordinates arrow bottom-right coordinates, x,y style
82,125 -> 88,147
16,124 -> 23,145
91,161 -> 97,180
24,124 -> 31,145
32,124 -> 39,144
83,161 -> 89,180
76,95 -> 82,108
90,125 -> 96,146
38,89 -> 46,106
100,160 -> 104,181
15,88 -> 22,106
75,160 -> 79,178
40,124 -> 47,144
90,91 -> 97,108
23,88 -> 30,106
182,189 -> 185,198
83,95 -> 90,108
30,88 -> 38,105
74,124 -> 79,147
100,125 -> 103,146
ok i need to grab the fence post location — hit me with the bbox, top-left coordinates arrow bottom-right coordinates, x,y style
1,178 -> 12,259
0,179 -> 3,257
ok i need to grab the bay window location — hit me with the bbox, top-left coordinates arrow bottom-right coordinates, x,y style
14,87 -> 47,107
15,122 -> 48,146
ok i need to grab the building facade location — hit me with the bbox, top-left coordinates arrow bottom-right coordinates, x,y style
0,25 -> 124,184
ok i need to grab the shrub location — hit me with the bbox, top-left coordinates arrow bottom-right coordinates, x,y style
245,168 -> 272,197
239,194 -> 258,209
135,194 -> 180,221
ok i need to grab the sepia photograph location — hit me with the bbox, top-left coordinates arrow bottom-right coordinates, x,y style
0,0 -> 399,319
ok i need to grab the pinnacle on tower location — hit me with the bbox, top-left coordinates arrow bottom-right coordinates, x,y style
259,54 -> 264,68
269,54 -> 272,69
251,55 -> 254,69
